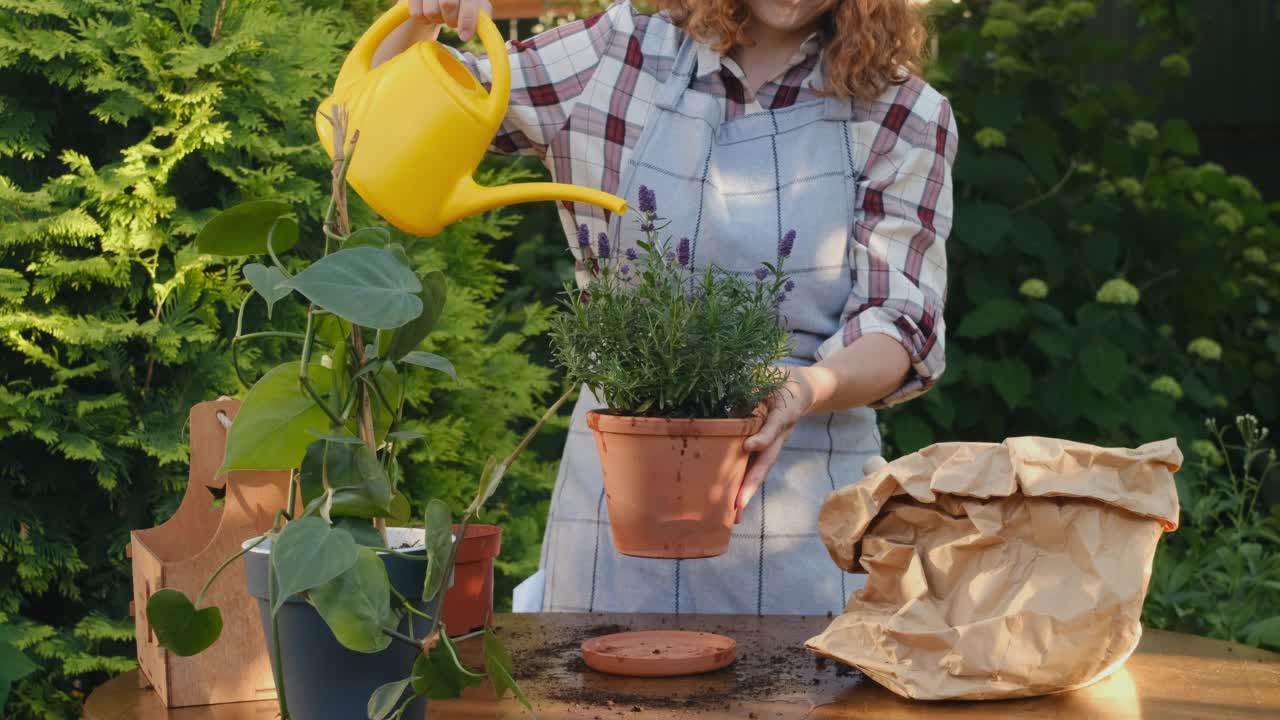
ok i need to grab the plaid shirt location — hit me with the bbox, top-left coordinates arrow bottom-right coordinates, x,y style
454,1 -> 957,406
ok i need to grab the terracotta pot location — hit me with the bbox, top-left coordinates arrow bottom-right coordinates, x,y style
443,524 -> 502,635
587,411 -> 765,559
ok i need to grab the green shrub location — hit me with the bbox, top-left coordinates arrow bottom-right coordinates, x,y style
0,1 -> 556,716
1144,416 -> 1280,649
875,0 -> 1280,456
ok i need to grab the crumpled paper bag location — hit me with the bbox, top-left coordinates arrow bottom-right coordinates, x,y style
805,437 -> 1181,701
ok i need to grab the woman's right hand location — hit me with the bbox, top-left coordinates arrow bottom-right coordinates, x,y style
406,0 -> 494,42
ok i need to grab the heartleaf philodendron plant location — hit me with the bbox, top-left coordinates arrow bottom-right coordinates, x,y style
145,110 -> 559,719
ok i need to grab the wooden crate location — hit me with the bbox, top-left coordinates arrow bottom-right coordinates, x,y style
129,398 -> 291,708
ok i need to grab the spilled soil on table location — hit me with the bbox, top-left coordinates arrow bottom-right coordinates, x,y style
501,618 -> 866,714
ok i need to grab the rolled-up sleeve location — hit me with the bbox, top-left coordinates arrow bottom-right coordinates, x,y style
814,82 -> 958,408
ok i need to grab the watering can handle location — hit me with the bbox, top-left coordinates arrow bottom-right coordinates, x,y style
341,4 -> 506,96
475,12 -> 511,128
340,3 -> 412,88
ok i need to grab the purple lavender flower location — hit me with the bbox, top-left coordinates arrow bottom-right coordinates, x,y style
576,224 -> 590,247
638,185 -> 657,214
640,221 -> 655,233
754,266 -> 768,282
625,247 -> 638,261
777,292 -> 789,303
784,279 -> 795,292
597,233 -> 611,258
676,237 -> 691,267
638,296 -> 650,305
665,250 -> 676,265
620,264 -> 631,275
778,229 -> 796,259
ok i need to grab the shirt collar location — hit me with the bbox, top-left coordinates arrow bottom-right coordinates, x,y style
693,32 -> 823,81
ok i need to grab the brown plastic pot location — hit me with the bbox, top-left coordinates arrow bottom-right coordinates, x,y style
443,524 -> 502,636
586,411 -> 765,559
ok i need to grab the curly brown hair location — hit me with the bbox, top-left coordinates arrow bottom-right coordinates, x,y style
656,0 -> 929,101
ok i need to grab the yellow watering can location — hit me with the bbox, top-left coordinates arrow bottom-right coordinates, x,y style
316,4 -> 627,236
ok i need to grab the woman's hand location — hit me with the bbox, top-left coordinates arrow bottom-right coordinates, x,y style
406,0 -> 493,41
735,367 -> 817,524
732,334 -> 914,524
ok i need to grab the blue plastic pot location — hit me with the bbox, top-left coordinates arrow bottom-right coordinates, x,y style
244,528 -> 435,720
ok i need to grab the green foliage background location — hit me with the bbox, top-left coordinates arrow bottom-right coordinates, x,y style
0,0 -> 1277,716
0,0 -> 563,715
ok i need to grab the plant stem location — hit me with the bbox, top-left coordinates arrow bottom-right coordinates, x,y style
298,311 -> 344,426
381,548 -> 427,561
266,217 -> 293,279
450,628 -> 485,643
327,104 -> 386,544
440,634 -> 486,679
195,535 -> 267,608
267,552 -> 291,719
391,585 -> 435,622
286,472 -> 298,523
231,295 -> 254,389
1014,160 -> 1078,213
381,626 -> 421,650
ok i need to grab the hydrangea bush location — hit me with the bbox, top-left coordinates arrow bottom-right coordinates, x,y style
549,187 -> 793,419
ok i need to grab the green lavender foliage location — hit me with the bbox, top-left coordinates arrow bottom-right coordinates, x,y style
550,208 -> 792,419
0,1 -> 557,716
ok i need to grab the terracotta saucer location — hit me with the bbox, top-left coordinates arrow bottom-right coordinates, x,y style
581,630 -> 737,677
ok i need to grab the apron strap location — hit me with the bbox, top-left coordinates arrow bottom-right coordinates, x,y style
655,36 -> 700,111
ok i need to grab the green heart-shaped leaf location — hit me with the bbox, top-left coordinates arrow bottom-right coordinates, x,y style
305,429 -> 365,445
0,631 -> 38,711
196,200 -> 299,256
344,226 -> 392,249
271,517 -> 359,613
334,517 -> 385,548
299,439 -> 393,519
281,247 -> 422,329
422,499 -> 453,603
412,634 -> 483,700
243,263 -> 292,319
401,352 -> 458,383
484,628 -> 532,711
1080,339 -> 1128,393
384,271 -> 447,361
368,678 -> 413,720
309,547 -> 394,653
387,430 -> 426,443
145,589 -> 223,657
218,362 -> 334,475
991,357 -> 1032,409
371,363 -> 403,442
387,491 -> 412,527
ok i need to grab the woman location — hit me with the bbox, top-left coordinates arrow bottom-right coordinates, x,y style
376,0 -> 956,615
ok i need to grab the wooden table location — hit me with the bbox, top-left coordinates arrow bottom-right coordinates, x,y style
86,613 -> 1280,719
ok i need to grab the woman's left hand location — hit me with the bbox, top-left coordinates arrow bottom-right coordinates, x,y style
736,368 -> 816,524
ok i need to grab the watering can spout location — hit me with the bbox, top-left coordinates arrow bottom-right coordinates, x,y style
449,179 -> 629,228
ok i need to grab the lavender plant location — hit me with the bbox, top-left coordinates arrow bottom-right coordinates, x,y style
550,187 -> 793,419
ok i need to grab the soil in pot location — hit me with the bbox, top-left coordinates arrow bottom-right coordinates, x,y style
587,411 -> 764,559
443,524 -> 501,636
244,527 -> 435,720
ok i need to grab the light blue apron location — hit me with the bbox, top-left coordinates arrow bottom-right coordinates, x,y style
520,34 -> 878,615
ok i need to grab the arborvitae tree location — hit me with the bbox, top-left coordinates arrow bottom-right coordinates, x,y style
0,1 -> 558,715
